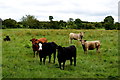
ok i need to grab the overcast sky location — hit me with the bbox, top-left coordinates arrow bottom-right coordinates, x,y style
0,0 -> 119,22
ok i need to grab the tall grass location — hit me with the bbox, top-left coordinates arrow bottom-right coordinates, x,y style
2,29 -> 119,78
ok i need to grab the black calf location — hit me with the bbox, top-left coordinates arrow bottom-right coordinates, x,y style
57,45 -> 76,70
4,36 -> 11,41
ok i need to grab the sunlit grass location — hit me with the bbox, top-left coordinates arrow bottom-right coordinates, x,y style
2,29 -> 119,78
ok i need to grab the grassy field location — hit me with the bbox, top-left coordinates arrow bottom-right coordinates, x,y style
1,29 -> 119,78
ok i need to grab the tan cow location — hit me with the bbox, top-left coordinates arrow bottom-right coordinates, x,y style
80,40 -> 100,54
69,32 -> 85,43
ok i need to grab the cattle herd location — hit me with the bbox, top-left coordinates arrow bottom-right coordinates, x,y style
29,32 -> 100,70
4,32 -> 101,70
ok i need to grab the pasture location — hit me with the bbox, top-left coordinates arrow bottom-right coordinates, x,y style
1,29 -> 119,78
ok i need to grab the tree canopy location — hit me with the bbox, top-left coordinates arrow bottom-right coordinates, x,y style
104,16 -> 115,30
1,15 -> 119,30
20,15 -> 40,29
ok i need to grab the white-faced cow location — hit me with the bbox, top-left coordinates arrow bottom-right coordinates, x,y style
38,42 -> 58,64
57,45 -> 76,70
69,32 -> 85,43
30,38 -> 47,57
80,40 -> 100,54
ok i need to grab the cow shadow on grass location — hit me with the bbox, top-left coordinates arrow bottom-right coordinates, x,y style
51,63 -> 76,71
39,61 -> 76,71
86,51 -> 100,55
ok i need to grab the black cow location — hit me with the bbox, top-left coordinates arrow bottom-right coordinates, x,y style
57,45 -> 76,70
4,36 -> 11,41
38,42 -> 58,64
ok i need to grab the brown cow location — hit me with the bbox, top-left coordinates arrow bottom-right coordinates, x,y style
69,32 -> 85,43
80,40 -> 100,54
30,38 -> 47,57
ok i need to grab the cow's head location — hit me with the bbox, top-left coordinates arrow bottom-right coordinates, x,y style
6,36 -> 10,38
30,38 -> 38,45
80,40 -> 87,45
38,43 -> 43,50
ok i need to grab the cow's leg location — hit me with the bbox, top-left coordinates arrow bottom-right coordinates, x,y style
80,36 -> 83,40
53,52 -> 56,63
98,46 -> 100,53
43,56 -> 46,64
69,38 -> 72,44
39,57 -> 42,64
85,48 -> 88,54
49,55 -> 51,63
59,62 -> 62,69
40,58 -> 42,63
36,51 -> 39,57
74,56 -> 76,66
38,52 -> 42,64
69,38 -> 71,43
96,47 -> 100,53
70,58 -> 72,65
63,61 -> 65,70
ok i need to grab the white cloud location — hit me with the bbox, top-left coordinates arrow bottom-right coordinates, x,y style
0,0 -> 118,22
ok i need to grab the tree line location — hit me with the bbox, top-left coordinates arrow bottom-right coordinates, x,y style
0,15 -> 120,30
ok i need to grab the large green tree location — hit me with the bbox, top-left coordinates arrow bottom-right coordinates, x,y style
58,20 -> 66,29
21,15 -> 40,28
104,16 -> 114,30
114,22 -> 120,30
66,18 -> 75,29
2,18 -> 17,28
74,18 -> 82,29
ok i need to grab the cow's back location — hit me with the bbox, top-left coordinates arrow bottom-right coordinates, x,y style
69,33 -> 80,40
64,45 -> 76,59
37,38 -> 47,43
85,41 -> 100,50
42,42 -> 57,54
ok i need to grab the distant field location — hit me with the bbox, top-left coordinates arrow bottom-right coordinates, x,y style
1,29 -> 119,78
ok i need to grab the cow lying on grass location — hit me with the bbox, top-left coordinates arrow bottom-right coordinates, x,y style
69,32 -> 85,43
80,40 -> 100,54
4,36 -> 11,41
30,38 -> 47,57
38,42 -> 58,64
57,45 -> 76,70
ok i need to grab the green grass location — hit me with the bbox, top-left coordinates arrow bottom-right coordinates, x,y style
1,29 -> 119,78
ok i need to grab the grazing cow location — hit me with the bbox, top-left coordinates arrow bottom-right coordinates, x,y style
57,45 -> 76,70
69,32 -> 85,43
80,40 -> 100,54
4,36 -> 11,41
38,42 -> 58,64
30,38 -> 47,57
